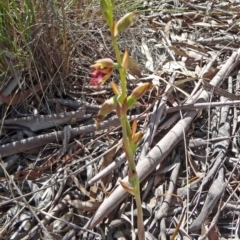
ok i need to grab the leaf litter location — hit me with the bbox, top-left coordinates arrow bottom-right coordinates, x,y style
1,0 -> 240,239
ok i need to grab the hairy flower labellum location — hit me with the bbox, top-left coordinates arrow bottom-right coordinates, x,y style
90,58 -> 114,86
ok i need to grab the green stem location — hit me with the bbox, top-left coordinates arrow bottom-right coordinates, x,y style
121,118 -> 145,240
112,38 -> 127,100
112,37 -> 145,240
135,192 -> 145,240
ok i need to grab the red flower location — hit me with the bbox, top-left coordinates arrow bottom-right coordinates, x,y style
90,58 -> 114,86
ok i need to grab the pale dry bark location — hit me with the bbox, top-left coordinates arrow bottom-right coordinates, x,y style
0,114 -> 145,157
0,107 -> 86,132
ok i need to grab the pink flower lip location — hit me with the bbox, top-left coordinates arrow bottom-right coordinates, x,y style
90,68 -> 105,85
89,58 -> 114,86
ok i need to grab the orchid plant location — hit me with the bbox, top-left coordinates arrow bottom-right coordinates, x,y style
90,1 -> 153,239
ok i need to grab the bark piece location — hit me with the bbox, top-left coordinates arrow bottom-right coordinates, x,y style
189,167 -> 225,232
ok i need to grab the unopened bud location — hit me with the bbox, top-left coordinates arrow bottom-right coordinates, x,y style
132,131 -> 143,144
96,96 -> 117,124
110,82 -> 120,95
122,50 -> 129,70
114,12 -> 135,37
130,82 -> 154,100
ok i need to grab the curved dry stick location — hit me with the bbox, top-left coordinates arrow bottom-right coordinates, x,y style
0,107 -> 86,132
0,114 -> 146,157
0,116 -> 119,157
1,107 -> 86,132
85,50 -> 240,230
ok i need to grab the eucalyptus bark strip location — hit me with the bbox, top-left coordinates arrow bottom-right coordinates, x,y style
0,115 -> 144,157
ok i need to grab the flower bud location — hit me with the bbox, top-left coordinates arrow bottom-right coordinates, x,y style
95,96 -> 117,124
110,82 -> 120,95
132,131 -> 143,144
130,82 -> 154,100
114,12 -> 135,37
129,130 -> 143,153
122,50 -> 129,70
131,119 -> 138,138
